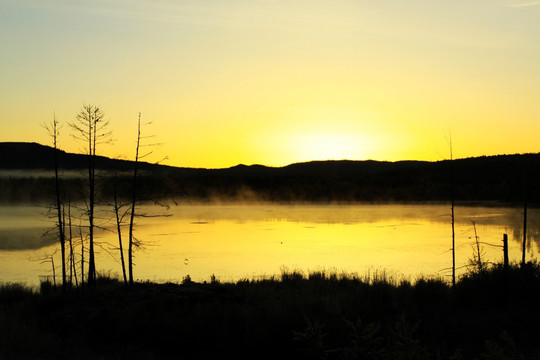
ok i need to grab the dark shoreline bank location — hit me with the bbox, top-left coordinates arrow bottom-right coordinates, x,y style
2,143 -> 540,205
2,264 -> 540,359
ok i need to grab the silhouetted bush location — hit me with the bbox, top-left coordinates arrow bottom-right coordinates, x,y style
2,266 -> 540,359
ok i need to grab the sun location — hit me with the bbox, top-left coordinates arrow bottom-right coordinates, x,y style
294,132 -> 372,161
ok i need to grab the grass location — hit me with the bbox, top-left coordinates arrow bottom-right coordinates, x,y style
1,264 -> 540,359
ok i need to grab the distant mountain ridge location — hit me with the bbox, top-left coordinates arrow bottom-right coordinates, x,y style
1,142 -> 540,203
0,141 -> 539,176
0,142 -> 186,173
0,141 -> 432,174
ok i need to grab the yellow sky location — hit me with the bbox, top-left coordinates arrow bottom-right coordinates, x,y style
1,0 -> 539,168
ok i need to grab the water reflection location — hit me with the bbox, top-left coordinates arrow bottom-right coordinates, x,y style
0,203 -> 538,285
0,206 -> 56,250
0,228 -> 56,250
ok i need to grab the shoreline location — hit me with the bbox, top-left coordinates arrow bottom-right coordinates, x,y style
2,264 -> 540,359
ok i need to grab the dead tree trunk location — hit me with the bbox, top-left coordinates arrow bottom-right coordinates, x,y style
80,229 -> 85,286
113,177 -> 128,285
70,105 -> 111,286
62,204 -> 67,288
472,220 -> 482,271
449,133 -> 456,287
87,110 -> 96,284
51,255 -> 56,287
46,116 -> 67,290
503,233 -> 509,270
128,113 -> 142,285
68,200 -> 78,288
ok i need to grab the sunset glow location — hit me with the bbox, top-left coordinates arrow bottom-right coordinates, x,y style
1,0 -> 539,168
291,132 -> 371,162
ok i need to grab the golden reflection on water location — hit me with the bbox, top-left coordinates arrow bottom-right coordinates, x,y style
1,204 -> 538,285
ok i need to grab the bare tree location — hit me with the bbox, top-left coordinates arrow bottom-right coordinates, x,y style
448,132 -> 456,287
35,251 -> 58,288
112,174 -> 129,285
471,220 -> 484,272
128,113 -> 142,285
43,115 -> 67,290
126,113 -> 169,285
522,195 -> 528,266
80,228 -> 85,286
521,159 -> 530,266
69,104 -> 112,285
67,199 -> 79,288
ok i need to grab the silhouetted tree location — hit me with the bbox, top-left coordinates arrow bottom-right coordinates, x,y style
69,104 -> 112,285
67,199 -> 79,287
471,220 -> 484,272
44,115 -> 67,290
521,158 -> 530,266
112,174 -> 128,285
126,113 -> 169,285
448,132 -> 456,287
128,113 -> 142,285
79,228 -> 85,285
522,200 -> 528,266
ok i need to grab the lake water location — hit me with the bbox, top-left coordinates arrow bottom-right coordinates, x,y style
1,203 -> 538,286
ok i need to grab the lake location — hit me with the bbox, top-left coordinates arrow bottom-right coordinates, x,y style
0,203 -> 538,286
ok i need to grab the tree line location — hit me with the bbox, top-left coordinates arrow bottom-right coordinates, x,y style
2,148 -> 540,205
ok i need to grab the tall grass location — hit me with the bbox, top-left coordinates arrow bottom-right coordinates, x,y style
1,265 -> 539,359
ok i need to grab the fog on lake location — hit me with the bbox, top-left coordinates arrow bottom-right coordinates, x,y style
1,203 -> 538,286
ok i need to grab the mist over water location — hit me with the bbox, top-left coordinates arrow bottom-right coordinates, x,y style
0,169 -> 87,179
0,203 -> 538,285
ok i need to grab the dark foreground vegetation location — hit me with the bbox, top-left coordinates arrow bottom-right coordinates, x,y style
2,264 -> 540,360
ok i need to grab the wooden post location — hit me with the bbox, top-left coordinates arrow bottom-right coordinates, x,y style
503,234 -> 509,270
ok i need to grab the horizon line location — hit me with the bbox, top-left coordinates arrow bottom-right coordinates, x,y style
2,141 -> 540,171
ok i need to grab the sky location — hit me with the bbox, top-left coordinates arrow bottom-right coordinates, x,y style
1,0 -> 539,168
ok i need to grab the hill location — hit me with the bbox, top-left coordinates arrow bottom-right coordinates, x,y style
1,142 -> 539,203
0,142 -> 189,174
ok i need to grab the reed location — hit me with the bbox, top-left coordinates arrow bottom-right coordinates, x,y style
1,265 -> 539,359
